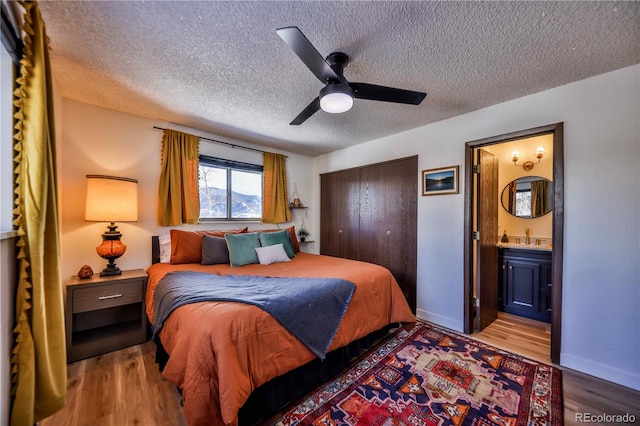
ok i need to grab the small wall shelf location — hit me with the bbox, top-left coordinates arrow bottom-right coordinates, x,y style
291,204 -> 311,241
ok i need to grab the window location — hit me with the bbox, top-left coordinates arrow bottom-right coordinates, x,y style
1,44 -> 15,233
514,189 -> 532,217
198,156 -> 263,220
1,6 -> 22,234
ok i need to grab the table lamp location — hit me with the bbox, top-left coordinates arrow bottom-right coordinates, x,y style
85,175 -> 138,276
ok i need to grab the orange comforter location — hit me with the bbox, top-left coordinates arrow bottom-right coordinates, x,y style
146,253 -> 415,426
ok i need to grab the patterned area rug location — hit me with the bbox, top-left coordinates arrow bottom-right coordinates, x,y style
269,322 -> 562,425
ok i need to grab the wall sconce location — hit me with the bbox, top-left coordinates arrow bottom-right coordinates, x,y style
512,146 -> 545,171
85,175 -> 138,276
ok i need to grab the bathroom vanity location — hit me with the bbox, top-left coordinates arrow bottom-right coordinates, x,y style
498,245 -> 552,323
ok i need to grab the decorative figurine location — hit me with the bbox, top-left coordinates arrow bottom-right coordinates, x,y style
77,264 -> 94,279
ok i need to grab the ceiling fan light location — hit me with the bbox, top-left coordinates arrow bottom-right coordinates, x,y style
319,85 -> 354,113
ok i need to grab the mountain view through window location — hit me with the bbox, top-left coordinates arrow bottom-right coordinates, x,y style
199,165 -> 262,219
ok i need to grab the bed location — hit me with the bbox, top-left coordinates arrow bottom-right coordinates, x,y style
147,229 -> 415,425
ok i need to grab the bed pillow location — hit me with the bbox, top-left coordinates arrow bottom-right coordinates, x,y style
255,244 -> 291,265
257,226 -> 300,253
201,235 -> 230,265
225,232 -> 261,267
158,233 -> 171,263
259,230 -> 296,259
170,229 -> 203,264
170,227 -> 248,264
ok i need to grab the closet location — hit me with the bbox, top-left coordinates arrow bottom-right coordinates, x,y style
320,156 -> 417,312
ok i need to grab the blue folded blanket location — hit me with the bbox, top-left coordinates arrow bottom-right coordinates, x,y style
153,271 -> 356,359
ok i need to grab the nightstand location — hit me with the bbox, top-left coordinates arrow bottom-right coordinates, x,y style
65,269 -> 148,363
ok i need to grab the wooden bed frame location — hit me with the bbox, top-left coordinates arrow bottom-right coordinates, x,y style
150,235 -> 393,424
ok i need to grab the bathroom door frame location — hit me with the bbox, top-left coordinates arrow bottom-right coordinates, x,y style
463,122 -> 564,363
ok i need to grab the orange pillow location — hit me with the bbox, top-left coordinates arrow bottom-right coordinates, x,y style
256,225 -> 300,253
170,227 -> 248,264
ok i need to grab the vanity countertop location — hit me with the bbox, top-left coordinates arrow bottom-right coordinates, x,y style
497,242 -> 552,252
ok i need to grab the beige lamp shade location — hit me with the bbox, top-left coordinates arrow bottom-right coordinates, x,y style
85,175 -> 138,222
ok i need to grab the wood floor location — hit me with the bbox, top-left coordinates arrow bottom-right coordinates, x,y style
41,313 -> 639,425
40,341 -> 187,426
473,312 -> 640,426
472,311 -> 552,364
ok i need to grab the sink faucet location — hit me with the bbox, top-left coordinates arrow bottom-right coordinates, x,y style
525,228 -> 530,245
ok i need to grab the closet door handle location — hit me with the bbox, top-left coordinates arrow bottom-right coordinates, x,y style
338,229 -> 343,234
508,266 -> 513,270
386,230 -> 391,236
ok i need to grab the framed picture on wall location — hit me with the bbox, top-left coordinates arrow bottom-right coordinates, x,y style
422,165 -> 459,196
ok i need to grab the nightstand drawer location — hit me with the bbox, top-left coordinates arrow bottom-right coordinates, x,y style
72,280 -> 143,313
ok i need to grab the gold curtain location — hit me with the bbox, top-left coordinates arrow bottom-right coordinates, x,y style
11,2 -> 66,424
157,129 -> 200,226
262,152 -> 291,223
531,179 -> 549,218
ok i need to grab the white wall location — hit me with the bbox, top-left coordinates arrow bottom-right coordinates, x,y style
59,100 -> 315,281
313,65 -> 640,390
0,237 -> 15,426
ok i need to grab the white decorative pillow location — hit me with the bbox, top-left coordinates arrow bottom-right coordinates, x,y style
158,234 -> 171,263
255,243 -> 291,265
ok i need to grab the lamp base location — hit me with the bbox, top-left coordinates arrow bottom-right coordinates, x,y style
96,222 -> 126,277
100,263 -> 122,277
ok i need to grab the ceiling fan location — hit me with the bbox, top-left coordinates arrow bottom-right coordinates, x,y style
276,26 -> 427,125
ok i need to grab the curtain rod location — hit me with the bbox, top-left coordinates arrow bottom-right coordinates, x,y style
153,126 -> 286,157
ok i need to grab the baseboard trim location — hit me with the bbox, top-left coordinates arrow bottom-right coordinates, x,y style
562,353 -> 640,391
416,309 -> 464,333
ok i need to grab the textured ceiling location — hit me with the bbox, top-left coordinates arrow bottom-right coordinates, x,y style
38,1 -> 639,156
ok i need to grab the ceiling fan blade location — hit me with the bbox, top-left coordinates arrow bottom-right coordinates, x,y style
276,26 -> 340,83
290,97 -> 321,125
350,83 -> 426,105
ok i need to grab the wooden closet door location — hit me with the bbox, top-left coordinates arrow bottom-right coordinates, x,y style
320,169 -> 360,259
359,157 -> 417,313
358,165 -> 385,265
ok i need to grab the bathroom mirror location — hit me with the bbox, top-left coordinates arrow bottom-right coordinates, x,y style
501,176 -> 553,218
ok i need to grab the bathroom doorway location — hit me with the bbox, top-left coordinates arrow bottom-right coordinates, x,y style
463,123 -> 564,363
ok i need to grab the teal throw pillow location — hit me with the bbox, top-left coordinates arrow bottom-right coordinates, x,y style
259,230 -> 296,259
225,232 -> 261,267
